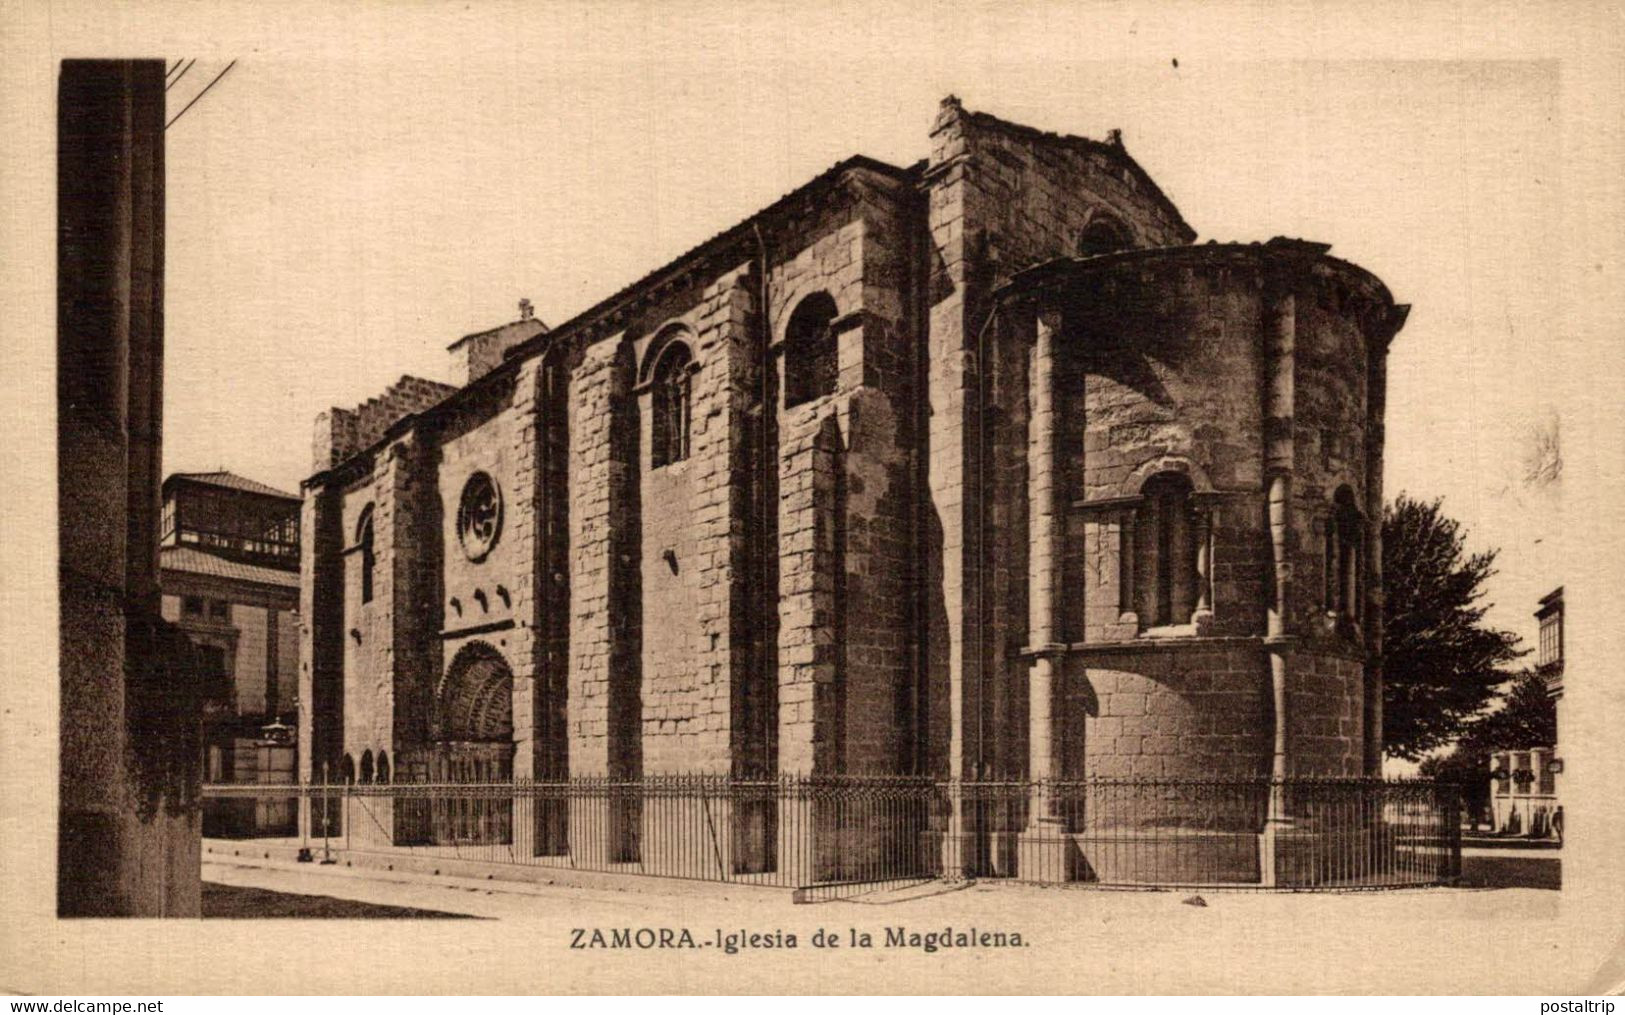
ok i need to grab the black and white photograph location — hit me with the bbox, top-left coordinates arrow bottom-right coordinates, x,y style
4,0 -> 1623,999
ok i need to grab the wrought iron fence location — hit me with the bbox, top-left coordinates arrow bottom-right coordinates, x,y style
941,778 -> 1461,889
202,776 -> 1460,893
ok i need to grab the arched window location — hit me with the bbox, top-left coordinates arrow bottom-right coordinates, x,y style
1326,486 -> 1363,624
375,751 -> 390,785
340,753 -> 356,785
356,505 -> 376,604
651,341 -> 693,468
784,292 -> 839,408
1078,214 -> 1131,257
1134,473 -> 1198,628
359,750 -> 374,784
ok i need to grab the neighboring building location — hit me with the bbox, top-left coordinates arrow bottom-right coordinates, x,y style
159,471 -> 301,836
1537,586 -> 1565,710
1490,587 -> 1563,838
299,98 -> 1408,880
58,59 -> 200,916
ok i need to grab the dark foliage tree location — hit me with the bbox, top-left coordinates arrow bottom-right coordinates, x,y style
1382,494 -> 1525,760
1418,670 -> 1556,820
1417,671 -> 1557,770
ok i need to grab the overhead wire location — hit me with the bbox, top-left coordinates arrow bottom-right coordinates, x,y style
166,59 -> 237,131
165,58 -> 197,91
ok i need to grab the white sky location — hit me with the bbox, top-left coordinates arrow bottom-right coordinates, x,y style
144,16 -> 1565,649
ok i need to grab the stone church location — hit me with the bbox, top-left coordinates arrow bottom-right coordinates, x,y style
298,98 -> 1408,873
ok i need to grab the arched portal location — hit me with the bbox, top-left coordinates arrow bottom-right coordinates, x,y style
434,640 -> 514,747
425,641 -> 516,844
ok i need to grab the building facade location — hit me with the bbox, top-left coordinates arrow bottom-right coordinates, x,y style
1490,587 -> 1563,838
160,472 -> 302,835
298,99 -> 1409,878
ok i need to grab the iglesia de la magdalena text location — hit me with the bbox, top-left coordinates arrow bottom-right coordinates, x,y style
298,98 -> 1412,886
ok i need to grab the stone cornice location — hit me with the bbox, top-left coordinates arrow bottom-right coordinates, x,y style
997,238 -> 1408,353
437,617 -> 516,641
1016,635 -> 1268,659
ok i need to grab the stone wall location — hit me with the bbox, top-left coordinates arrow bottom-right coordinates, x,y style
340,477 -> 390,767
436,382 -> 521,721
296,101 -> 1404,863
1066,267 -> 1269,643
567,338 -> 640,778
450,316 -> 547,387
1000,245 -> 1396,785
1069,643 -> 1273,781
506,354 -> 569,783
631,268 -> 759,775
312,375 -> 457,472
924,95 -> 1196,783
770,180 -> 916,776
1289,650 -> 1365,776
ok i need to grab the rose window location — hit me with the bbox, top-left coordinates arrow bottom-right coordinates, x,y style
457,471 -> 503,562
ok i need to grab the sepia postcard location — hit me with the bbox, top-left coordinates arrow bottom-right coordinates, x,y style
3,0 -> 1623,997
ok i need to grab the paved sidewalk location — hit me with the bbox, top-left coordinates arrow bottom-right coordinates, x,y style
200,854 -> 1570,992
204,851 -> 1561,923
203,855 -> 798,921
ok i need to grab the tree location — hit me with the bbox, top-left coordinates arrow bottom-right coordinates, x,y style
1418,671 -> 1556,820
1382,494 -> 1525,760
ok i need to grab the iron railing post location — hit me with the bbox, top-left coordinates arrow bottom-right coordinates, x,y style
196,774 -> 1462,893
320,761 -> 334,864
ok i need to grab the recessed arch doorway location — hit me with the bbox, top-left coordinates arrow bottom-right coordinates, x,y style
426,641 -> 515,845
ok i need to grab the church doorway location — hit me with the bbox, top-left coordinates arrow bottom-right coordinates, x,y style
426,641 -> 515,845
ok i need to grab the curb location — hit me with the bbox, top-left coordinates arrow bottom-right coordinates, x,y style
202,838 -> 798,903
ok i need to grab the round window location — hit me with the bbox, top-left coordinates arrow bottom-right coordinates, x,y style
457,471 -> 503,562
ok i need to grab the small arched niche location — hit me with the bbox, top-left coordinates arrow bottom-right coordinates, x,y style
1078,213 -> 1131,257
784,291 -> 839,409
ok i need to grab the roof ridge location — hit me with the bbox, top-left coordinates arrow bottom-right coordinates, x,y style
159,544 -> 301,586
168,470 -> 299,500
496,153 -> 914,369
950,99 -> 1196,243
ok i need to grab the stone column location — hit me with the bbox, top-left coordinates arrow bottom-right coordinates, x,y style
1363,353 -> 1388,775
1026,308 -> 1063,789
1118,510 -> 1137,623
57,59 -> 201,915
1262,285 -> 1296,885
1192,503 -> 1214,634
1343,531 -> 1360,624
298,481 -> 346,842
1019,307 -> 1072,881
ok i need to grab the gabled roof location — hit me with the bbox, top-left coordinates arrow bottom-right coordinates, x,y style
160,545 -> 300,589
955,102 -> 1196,244
166,471 -> 299,502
